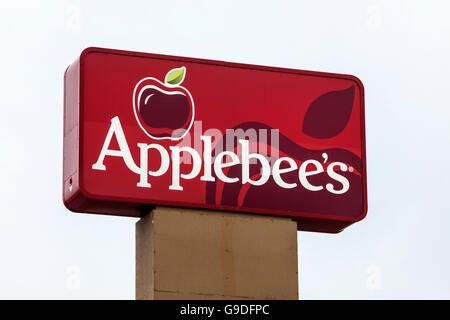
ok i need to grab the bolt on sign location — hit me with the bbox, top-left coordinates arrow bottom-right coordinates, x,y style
63,47 -> 367,233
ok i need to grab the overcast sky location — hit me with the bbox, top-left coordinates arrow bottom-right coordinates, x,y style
0,0 -> 449,299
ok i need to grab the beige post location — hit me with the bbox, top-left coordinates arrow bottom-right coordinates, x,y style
136,206 -> 298,300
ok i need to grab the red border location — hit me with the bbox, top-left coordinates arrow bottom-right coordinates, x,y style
73,47 -> 368,230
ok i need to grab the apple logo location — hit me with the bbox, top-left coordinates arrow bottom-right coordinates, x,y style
133,66 -> 194,140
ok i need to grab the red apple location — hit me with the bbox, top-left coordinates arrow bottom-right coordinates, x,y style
133,66 -> 194,140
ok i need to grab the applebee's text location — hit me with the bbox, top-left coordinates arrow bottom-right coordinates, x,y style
92,116 -> 350,194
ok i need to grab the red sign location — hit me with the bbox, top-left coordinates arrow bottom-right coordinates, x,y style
63,47 -> 367,233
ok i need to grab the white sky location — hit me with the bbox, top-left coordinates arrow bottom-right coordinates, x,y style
0,0 -> 449,299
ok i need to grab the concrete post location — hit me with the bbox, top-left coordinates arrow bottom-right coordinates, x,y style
136,206 -> 298,300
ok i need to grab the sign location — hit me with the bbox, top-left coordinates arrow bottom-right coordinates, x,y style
63,47 -> 367,233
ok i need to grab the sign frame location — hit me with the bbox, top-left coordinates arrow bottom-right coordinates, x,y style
63,47 -> 367,233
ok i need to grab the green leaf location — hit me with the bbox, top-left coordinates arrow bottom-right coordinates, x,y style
165,66 -> 186,85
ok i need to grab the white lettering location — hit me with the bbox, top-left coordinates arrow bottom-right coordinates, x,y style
298,160 -> 324,191
137,143 -> 170,188
92,116 -> 139,173
214,151 -> 240,183
92,117 -> 353,195
200,135 -> 215,182
169,146 -> 202,191
326,162 -> 350,194
240,139 -> 270,186
273,157 -> 298,189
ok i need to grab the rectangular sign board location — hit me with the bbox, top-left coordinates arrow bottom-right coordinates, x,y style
63,47 -> 367,233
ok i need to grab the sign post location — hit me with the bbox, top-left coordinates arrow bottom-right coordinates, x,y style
136,207 -> 298,300
63,47 -> 367,299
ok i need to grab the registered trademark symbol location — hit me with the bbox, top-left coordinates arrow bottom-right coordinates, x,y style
349,166 -> 354,172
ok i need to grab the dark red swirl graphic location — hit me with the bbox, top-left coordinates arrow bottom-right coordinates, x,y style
203,84 -> 363,218
205,123 -> 363,218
